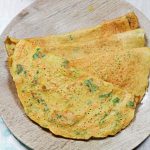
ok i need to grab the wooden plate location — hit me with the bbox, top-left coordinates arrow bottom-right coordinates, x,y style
0,0 -> 150,149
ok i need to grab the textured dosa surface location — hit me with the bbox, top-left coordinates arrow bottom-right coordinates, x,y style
70,47 -> 150,103
4,12 -> 149,139
1,0 -> 150,149
8,48 -> 136,139
5,29 -> 145,59
5,12 -> 139,57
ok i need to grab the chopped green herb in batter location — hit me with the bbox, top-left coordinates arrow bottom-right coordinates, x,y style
112,97 -> 120,105
21,89 -> 25,93
99,92 -> 112,99
126,101 -> 134,108
16,64 -> 24,74
56,114 -> 62,119
33,53 -> 39,59
36,48 -> 41,51
37,99 -> 45,104
24,70 -> 27,76
84,79 -> 98,92
33,47 -> 45,59
61,59 -> 69,68
99,113 -> 108,124
69,35 -> 73,40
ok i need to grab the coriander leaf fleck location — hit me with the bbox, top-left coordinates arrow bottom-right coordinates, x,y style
69,35 -> 73,40
33,53 -> 39,59
61,59 -> 69,68
16,64 -> 23,74
112,97 -> 120,105
99,92 -> 112,99
126,101 -> 134,108
84,79 -> 98,92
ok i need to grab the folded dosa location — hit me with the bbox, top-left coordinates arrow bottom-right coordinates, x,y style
8,51 -> 136,139
5,12 -> 149,139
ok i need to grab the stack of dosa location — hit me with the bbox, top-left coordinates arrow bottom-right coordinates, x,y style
5,12 -> 150,139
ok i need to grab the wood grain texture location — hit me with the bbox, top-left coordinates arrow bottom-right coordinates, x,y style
0,0 -> 150,149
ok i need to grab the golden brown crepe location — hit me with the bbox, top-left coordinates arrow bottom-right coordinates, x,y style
5,12 -> 149,139
8,50 -> 136,139
5,12 -> 139,56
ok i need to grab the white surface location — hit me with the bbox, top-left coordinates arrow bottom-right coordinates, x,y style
0,0 -> 35,34
0,0 -> 149,150
0,118 -> 27,150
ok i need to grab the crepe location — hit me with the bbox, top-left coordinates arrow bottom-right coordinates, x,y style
5,12 -> 139,56
8,49 -> 136,139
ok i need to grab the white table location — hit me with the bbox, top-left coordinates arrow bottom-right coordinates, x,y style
0,0 -> 149,149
